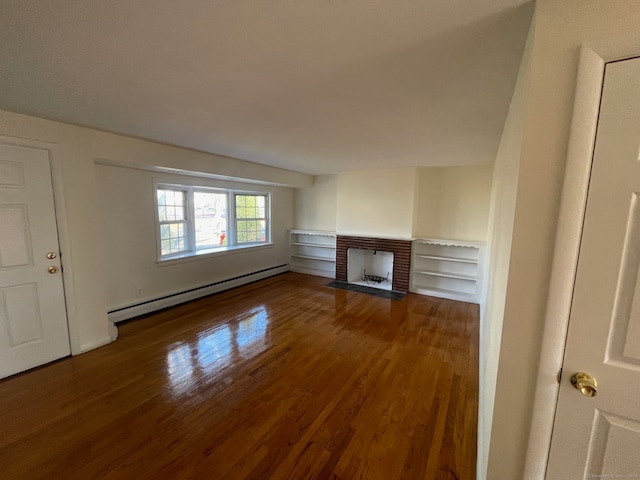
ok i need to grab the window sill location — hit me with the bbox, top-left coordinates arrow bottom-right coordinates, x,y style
156,243 -> 274,267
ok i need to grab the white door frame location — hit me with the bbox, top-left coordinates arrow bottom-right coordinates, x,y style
0,135 -> 81,355
524,35 -> 640,478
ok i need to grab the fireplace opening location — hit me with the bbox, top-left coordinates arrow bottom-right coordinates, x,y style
347,248 -> 394,291
336,236 -> 411,293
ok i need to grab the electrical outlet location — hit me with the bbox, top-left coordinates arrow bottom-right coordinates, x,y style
136,287 -> 143,298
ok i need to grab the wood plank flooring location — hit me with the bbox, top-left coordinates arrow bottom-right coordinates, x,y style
0,272 -> 479,479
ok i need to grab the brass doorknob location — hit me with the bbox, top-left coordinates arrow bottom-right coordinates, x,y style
48,266 -> 58,274
571,372 -> 597,397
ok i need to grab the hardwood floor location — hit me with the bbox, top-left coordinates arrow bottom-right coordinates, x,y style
0,273 -> 479,479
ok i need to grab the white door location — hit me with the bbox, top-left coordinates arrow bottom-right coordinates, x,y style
0,142 -> 70,379
546,58 -> 640,478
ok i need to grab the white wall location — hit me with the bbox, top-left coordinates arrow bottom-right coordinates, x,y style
336,168 -> 417,238
293,175 -> 337,232
488,2 -> 640,478
294,166 -> 493,244
96,164 -> 293,311
0,109 -> 312,354
413,165 -> 492,242
479,14 -> 534,479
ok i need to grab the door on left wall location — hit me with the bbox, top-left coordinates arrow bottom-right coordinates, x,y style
0,141 -> 70,379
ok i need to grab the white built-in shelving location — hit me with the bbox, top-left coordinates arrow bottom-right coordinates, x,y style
410,239 -> 485,304
289,230 -> 337,278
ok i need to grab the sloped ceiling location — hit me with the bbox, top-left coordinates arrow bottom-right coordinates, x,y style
0,0 -> 533,175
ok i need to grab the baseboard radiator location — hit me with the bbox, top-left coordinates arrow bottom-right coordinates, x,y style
107,264 -> 290,323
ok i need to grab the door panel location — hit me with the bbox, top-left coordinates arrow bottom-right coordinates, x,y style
585,411 -> 640,476
0,205 -> 34,268
547,58 -> 640,478
1,283 -> 43,346
0,159 -> 25,187
0,142 -> 69,379
607,194 -> 640,366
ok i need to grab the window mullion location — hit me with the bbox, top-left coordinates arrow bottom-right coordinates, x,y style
229,192 -> 236,247
187,187 -> 196,253
265,194 -> 270,243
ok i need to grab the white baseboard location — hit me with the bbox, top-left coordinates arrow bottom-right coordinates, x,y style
108,265 -> 290,323
80,336 -> 113,353
290,266 -> 336,278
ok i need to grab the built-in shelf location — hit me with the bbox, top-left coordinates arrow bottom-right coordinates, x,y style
412,285 -> 476,300
290,242 -> 336,249
414,254 -> 478,264
413,269 -> 476,281
290,230 -> 337,278
291,254 -> 336,262
410,238 -> 485,304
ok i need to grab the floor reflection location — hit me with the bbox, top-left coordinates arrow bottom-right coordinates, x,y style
165,306 -> 269,396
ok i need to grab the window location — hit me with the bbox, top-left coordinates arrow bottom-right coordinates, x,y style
156,184 -> 270,260
194,191 -> 228,249
157,188 -> 188,256
235,194 -> 267,244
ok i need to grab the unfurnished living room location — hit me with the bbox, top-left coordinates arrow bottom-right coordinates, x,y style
2,1 -> 640,479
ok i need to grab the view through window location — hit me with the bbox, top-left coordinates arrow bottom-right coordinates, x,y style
156,185 -> 269,258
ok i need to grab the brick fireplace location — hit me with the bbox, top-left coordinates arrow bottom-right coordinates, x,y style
335,236 -> 412,292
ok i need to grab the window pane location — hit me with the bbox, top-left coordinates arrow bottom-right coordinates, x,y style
158,189 -> 186,222
161,239 -> 171,255
236,219 -> 266,244
235,195 -> 266,219
159,220 -> 188,256
235,195 -> 249,219
259,220 -> 266,241
172,205 -> 186,221
235,194 -> 267,244
194,191 -> 227,249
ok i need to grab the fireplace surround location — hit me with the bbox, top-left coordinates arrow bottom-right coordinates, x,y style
336,236 -> 412,292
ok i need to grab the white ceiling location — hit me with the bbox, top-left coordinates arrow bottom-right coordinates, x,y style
0,0 -> 533,175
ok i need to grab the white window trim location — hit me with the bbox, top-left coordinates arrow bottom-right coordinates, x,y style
232,192 -> 270,247
156,185 -> 190,257
154,181 -> 272,263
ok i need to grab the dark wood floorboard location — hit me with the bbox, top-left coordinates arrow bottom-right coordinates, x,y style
0,272 -> 478,479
